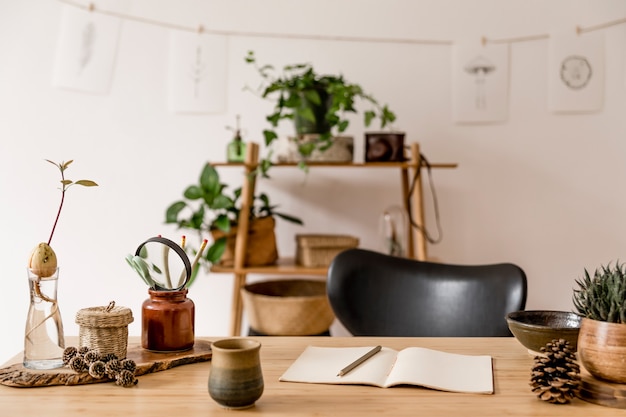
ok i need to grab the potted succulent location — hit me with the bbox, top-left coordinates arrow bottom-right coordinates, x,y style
25,160 -> 98,369
164,163 -> 303,278
572,262 -> 626,383
245,51 -> 396,172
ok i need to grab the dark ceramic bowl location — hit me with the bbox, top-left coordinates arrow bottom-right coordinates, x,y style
506,310 -> 582,353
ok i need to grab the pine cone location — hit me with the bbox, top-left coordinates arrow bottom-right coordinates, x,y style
101,353 -> 118,363
120,358 -> 137,373
105,359 -> 122,379
83,350 -> 101,365
116,369 -> 138,388
530,338 -> 581,404
69,355 -> 87,373
89,361 -> 107,379
62,346 -> 78,365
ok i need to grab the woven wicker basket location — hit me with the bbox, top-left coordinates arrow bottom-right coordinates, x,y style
295,234 -> 359,267
75,302 -> 134,359
241,279 -> 335,336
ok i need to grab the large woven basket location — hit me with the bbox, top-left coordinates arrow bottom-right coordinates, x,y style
75,302 -> 134,359
242,279 -> 335,336
296,234 -> 359,267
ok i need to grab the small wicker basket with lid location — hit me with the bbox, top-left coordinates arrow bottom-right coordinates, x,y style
75,301 -> 134,358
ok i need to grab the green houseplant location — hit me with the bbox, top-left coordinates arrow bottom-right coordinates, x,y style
245,51 -> 396,171
572,262 -> 626,383
164,163 -> 302,284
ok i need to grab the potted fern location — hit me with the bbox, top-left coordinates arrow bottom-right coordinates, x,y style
572,262 -> 626,383
245,51 -> 396,172
165,163 -> 302,281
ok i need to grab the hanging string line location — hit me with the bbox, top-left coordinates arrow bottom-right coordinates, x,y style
58,0 -> 626,46
577,16 -> 626,34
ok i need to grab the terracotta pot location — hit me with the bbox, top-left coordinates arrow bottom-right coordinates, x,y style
578,317 -> 626,383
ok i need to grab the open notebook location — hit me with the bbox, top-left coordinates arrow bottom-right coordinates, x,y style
279,346 -> 494,394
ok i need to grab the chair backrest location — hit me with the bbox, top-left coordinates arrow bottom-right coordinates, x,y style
326,248 -> 527,337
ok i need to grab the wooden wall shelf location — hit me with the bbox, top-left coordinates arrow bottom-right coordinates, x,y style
210,142 -> 457,336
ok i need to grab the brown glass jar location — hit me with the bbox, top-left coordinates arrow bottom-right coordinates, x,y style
142,289 -> 195,352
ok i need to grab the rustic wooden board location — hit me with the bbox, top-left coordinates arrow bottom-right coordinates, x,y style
577,367 -> 626,409
0,339 -> 212,388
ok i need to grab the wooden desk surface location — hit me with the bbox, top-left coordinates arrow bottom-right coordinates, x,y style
0,337 -> 621,416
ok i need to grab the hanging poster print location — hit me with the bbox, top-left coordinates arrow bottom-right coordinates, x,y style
452,42 -> 510,123
548,32 -> 604,113
52,4 -> 125,94
168,31 -> 228,113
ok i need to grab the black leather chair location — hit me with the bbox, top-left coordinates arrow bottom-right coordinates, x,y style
326,248 -> 527,337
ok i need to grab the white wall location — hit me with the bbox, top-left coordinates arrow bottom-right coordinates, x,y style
1,0 -> 625,363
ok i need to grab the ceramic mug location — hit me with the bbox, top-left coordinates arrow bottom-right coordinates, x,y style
208,338 -> 264,409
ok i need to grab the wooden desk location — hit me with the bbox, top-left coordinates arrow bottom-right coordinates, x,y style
0,337 -> 618,416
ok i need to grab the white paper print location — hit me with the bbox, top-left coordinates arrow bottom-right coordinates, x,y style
548,32 -> 605,113
168,31 -> 228,113
452,42 -> 510,123
52,4 -> 124,94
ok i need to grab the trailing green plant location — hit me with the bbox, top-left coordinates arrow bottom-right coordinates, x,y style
572,262 -> 626,323
164,163 -> 302,284
245,51 -> 396,174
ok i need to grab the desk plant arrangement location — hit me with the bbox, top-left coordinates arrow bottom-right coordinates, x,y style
25,160 -> 98,370
245,51 -> 396,174
126,235 -> 199,352
572,262 -> 626,383
165,163 -> 302,276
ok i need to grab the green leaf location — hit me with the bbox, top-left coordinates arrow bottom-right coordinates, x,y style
199,164 -> 221,196
185,263 -> 202,288
244,51 -> 255,63
297,106 -> 316,124
206,238 -> 227,264
189,206 -> 205,230
263,130 -> 278,146
74,180 -> 98,187
165,201 -> 187,223
364,110 -> 376,127
298,142 -> 316,156
274,212 -> 304,225
337,120 -> 349,133
267,112 -> 282,126
303,89 -> 321,105
126,255 -> 155,287
212,194 -> 234,210
213,214 -> 231,232
183,185 -> 203,200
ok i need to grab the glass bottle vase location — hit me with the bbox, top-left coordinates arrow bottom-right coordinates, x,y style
23,267 -> 65,369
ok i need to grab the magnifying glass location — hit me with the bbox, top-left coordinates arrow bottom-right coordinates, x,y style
129,236 -> 192,291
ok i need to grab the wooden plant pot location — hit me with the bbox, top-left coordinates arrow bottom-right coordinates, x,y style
578,317 -> 626,383
211,216 -> 278,267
